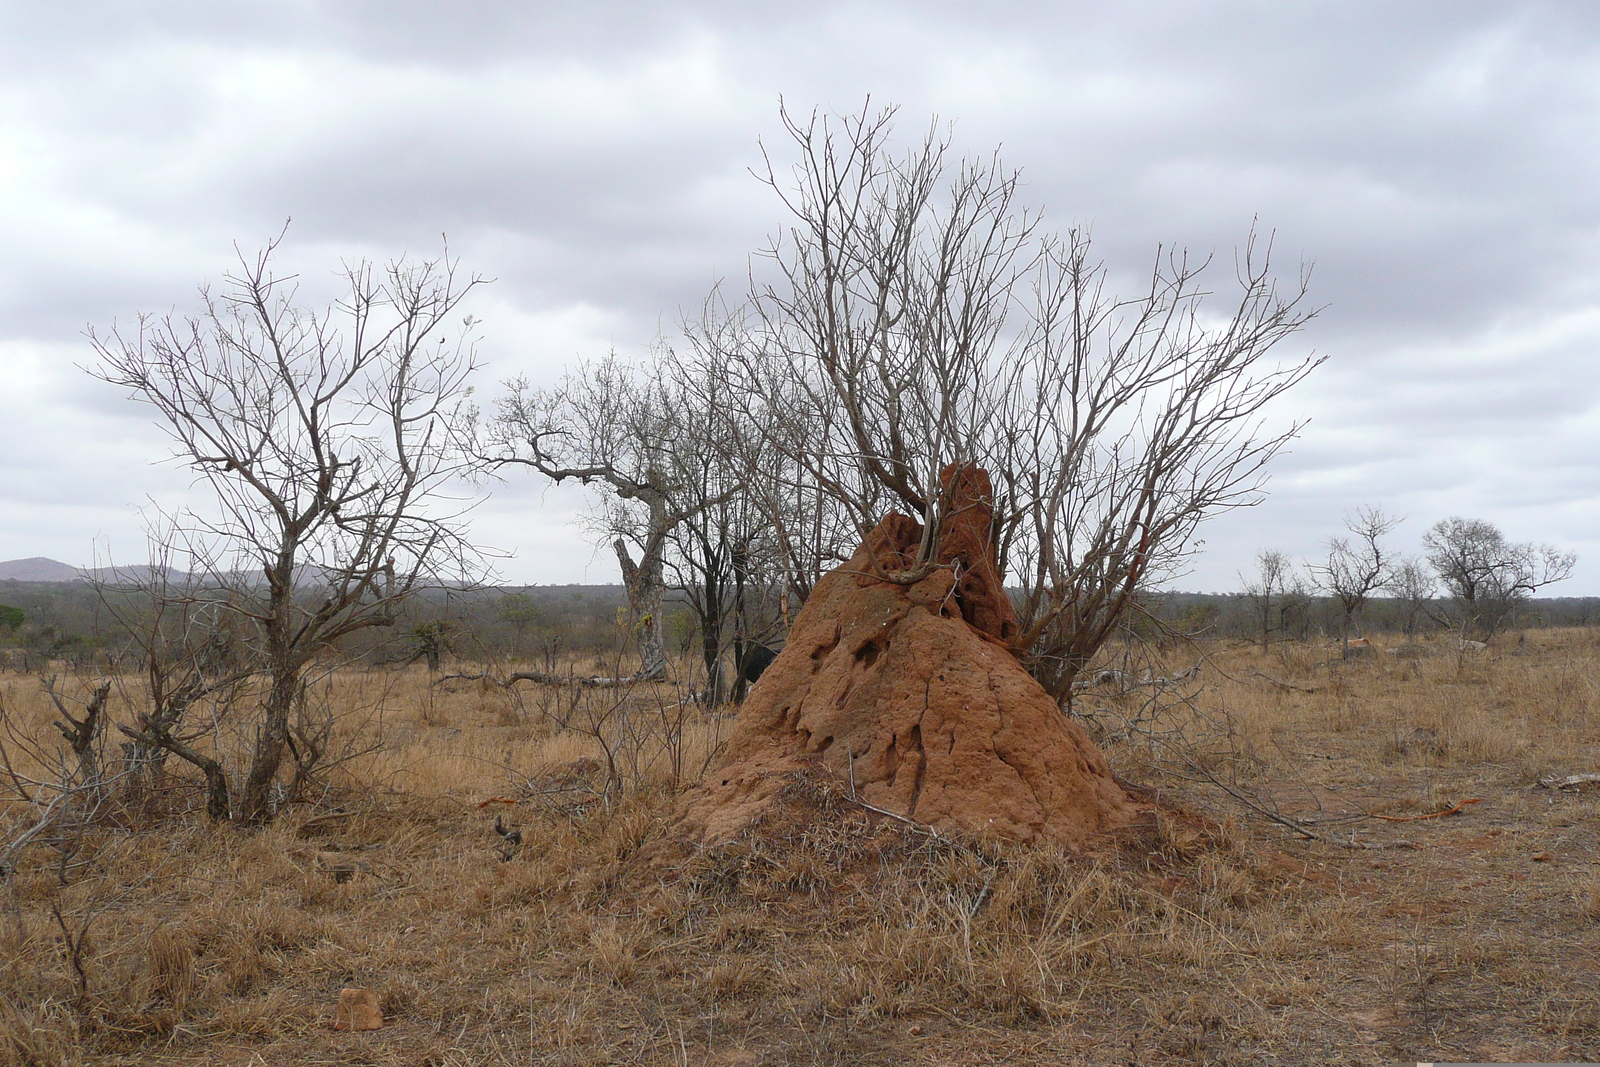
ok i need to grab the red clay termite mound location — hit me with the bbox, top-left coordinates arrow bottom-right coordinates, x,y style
675,466 -> 1133,848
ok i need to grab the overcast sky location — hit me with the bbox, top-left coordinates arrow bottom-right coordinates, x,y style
3,1 -> 1599,593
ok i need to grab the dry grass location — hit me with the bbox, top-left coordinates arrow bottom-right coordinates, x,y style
1,633 -> 1599,1064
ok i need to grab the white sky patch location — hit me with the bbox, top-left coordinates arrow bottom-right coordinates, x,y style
471,478 -> 621,586
473,295 -> 636,386
0,340 -> 198,563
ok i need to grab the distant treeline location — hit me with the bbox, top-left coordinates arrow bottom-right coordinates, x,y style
0,581 -> 638,672
1,579 -> 1596,673
1141,591 -> 1600,643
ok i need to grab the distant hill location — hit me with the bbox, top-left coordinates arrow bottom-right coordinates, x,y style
0,558 -> 189,585
0,557 -> 81,582
0,559 -> 601,590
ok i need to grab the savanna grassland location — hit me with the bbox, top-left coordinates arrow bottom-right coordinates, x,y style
2,631 -> 1599,1066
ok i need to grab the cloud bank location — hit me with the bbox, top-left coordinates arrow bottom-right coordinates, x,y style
3,1 -> 1598,591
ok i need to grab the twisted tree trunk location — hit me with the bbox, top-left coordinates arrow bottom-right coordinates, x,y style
615,538 -> 668,681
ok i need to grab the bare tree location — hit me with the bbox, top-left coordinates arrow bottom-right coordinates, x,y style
692,103 -> 1320,702
1422,517 -> 1576,641
689,301 -> 883,608
1385,555 -> 1434,638
488,350 -> 742,684
89,233 -> 485,824
659,329 -> 794,703
666,481 -> 782,704
0,677 -> 119,883
1311,506 -> 1400,655
1280,570 -> 1318,643
1240,550 -> 1290,652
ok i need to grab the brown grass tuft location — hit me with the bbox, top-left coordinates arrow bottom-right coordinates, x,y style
142,926 -> 196,1008
1582,877 -> 1600,923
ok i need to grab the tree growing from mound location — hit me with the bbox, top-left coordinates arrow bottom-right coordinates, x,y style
675,464 -> 1134,847
692,102 -> 1322,700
